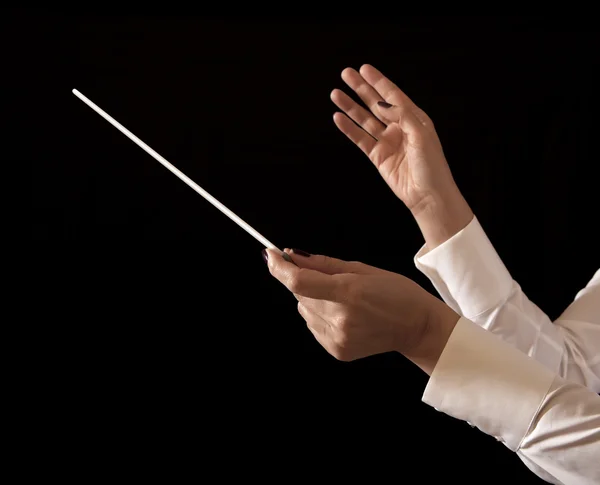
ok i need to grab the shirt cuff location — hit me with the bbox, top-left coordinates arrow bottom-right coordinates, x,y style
414,216 -> 513,319
422,317 -> 555,451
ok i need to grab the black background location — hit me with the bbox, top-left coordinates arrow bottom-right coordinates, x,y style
26,14 -> 598,483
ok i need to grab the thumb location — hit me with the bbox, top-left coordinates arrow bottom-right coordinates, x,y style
376,101 -> 422,133
284,248 -> 376,275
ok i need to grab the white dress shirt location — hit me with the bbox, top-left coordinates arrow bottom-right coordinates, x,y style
414,216 -> 600,484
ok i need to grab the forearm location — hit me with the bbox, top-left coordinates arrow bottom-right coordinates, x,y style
413,209 -> 600,390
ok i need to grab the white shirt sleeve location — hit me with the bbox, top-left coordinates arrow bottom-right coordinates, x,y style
423,317 -> 600,485
414,216 -> 600,392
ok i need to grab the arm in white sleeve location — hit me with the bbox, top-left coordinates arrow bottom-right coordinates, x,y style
414,216 -> 600,391
423,317 -> 600,485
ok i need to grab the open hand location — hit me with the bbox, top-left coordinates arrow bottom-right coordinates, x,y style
331,64 -> 459,215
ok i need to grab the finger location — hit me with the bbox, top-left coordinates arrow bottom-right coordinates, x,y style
341,67 -> 388,124
330,88 -> 386,139
298,302 -> 335,353
360,64 -> 432,127
332,112 -> 376,158
374,101 -> 422,135
296,294 -> 331,316
265,249 -> 341,301
333,111 -> 404,173
358,64 -> 415,108
283,248 -> 376,275
291,292 -> 338,326
298,301 -> 330,329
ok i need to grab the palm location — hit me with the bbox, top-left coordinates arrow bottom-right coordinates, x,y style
331,64 -> 445,210
373,125 -> 412,200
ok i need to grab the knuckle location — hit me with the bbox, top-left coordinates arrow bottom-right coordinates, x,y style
287,277 -> 300,293
415,107 -> 434,128
332,345 -> 352,362
287,270 -> 306,293
422,110 -> 434,124
335,331 -> 350,349
366,119 -> 383,136
332,274 -> 358,301
334,311 -> 350,330
344,280 -> 362,302
346,261 -> 366,274
330,324 -> 350,349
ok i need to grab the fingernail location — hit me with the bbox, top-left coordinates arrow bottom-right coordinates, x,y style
377,101 -> 393,108
282,252 -> 293,263
291,248 -> 311,257
262,249 -> 268,264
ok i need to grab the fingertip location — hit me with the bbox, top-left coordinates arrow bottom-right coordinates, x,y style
360,64 -> 381,84
332,112 -> 345,125
268,248 -> 296,265
266,247 -> 283,260
341,67 -> 354,80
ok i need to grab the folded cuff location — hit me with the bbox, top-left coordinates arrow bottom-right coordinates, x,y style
414,216 -> 513,319
422,317 -> 555,451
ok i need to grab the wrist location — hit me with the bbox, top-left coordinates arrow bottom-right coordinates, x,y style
411,187 -> 473,252
404,296 -> 460,376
